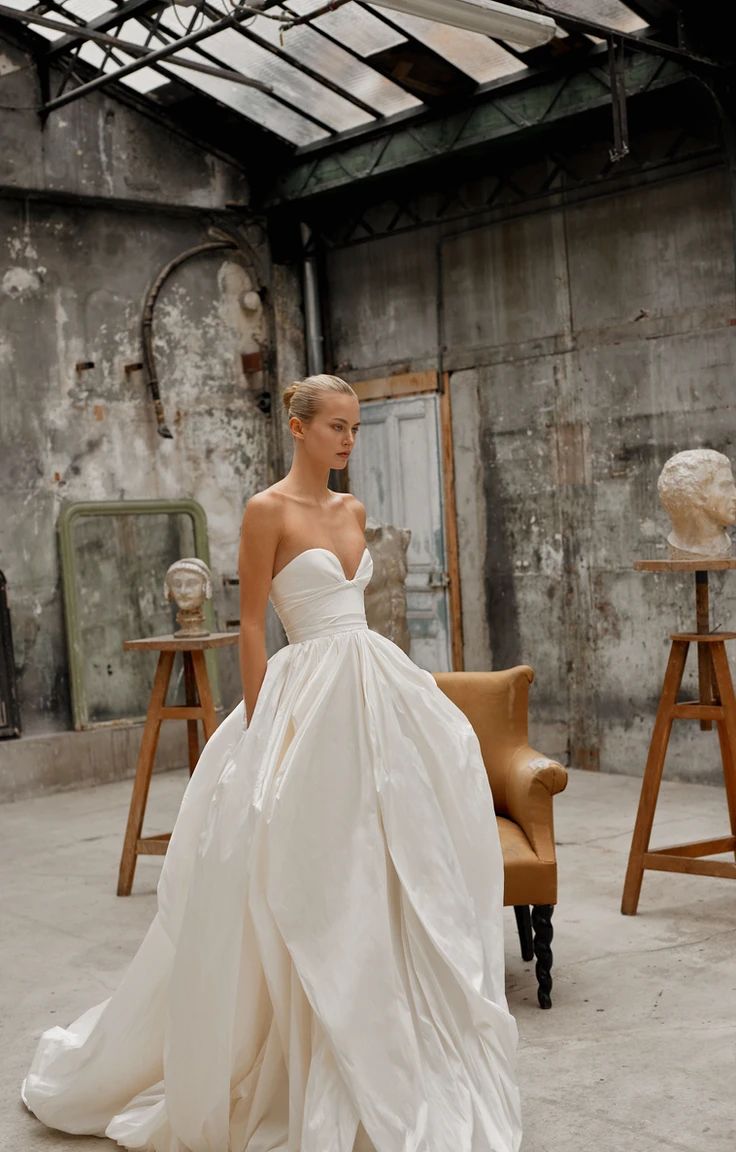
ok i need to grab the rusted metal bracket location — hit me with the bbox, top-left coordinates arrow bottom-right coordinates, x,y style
608,37 -> 630,163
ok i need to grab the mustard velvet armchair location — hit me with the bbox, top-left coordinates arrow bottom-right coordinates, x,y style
432,666 -> 568,1008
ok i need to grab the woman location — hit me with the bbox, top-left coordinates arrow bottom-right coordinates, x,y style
22,374 -> 522,1151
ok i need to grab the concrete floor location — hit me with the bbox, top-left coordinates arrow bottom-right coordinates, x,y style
2,767 -> 735,1152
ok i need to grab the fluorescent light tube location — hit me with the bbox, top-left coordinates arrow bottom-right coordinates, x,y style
371,0 -> 558,48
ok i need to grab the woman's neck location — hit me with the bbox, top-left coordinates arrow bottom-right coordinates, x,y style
282,449 -> 334,504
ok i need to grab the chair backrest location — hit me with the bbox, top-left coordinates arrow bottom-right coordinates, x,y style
432,666 -> 534,817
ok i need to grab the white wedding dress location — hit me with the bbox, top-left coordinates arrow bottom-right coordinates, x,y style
21,546 -> 522,1152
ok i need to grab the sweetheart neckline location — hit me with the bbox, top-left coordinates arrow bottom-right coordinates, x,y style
272,546 -> 371,585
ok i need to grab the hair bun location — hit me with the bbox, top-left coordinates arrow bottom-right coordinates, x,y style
282,382 -> 299,413
282,373 -> 356,420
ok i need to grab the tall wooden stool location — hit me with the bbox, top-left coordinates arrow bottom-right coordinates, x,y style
622,558 -> 736,915
117,631 -> 239,896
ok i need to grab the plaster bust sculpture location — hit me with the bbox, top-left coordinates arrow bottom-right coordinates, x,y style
364,519 -> 412,654
163,557 -> 213,637
657,449 -> 736,557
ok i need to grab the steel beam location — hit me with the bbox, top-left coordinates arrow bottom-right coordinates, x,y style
46,0 -> 160,59
496,2 -> 719,67
38,3 -> 278,113
0,4 -> 273,93
266,52 -> 690,205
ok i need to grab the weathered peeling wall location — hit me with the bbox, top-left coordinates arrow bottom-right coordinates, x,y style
0,38 -> 245,209
323,161 -> 736,784
0,34 -> 282,746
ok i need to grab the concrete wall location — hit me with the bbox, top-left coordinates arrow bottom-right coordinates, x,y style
0,34 -> 298,795
0,35 -> 244,210
325,161 -> 736,784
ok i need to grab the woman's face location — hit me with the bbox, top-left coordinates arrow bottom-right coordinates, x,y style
292,393 -> 361,470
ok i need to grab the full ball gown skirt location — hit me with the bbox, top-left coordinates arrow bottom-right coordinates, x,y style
21,547 -> 522,1152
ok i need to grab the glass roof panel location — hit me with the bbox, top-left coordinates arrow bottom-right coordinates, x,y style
161,50 -> 330,145
60,0 -> 116,20
370,7 -> 526,83
117,16 -> 161,48
285,0 -> 407,55
203,1 -> 418,116
118,18 -> 326,114
118,65 -> 169,93
91,44 -> 169,93
5,0 -> 655,147
77,38 -> 112,68
22,12 -> 71,41
91,22 -> 170,92
158,17 -> 376,133
549,1 -> 647,32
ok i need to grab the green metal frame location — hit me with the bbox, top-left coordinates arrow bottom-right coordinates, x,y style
58,498 -> 218,730
267,52 -> 688,206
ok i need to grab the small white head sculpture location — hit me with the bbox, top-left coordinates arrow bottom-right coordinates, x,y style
657,449 -> 736,557
163,557 -> 213,637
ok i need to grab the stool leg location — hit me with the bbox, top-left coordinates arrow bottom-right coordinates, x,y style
710,642 -> 736,850
117,650 -> 174,896
191,650 -> 217,743
622,639 -> 689,915
183,651 -> 200,776
696,571 -> 713,732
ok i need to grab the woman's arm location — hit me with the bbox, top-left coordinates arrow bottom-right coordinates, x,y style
238,494 -> 280,727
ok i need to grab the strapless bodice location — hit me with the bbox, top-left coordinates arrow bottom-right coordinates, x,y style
269,547 -> 373,644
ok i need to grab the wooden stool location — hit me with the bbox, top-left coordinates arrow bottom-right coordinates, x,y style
622,558 -> 736,915
117,631 -> 239,896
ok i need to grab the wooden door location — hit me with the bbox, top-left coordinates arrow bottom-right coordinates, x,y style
348,393 -> 451,671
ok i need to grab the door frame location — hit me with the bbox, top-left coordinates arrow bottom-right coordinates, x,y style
349,370 -> 465,671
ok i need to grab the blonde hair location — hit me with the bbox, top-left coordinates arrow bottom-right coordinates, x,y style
282,374 -> 357,423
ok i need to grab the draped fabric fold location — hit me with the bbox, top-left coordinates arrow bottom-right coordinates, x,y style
22,547 -> 521,1152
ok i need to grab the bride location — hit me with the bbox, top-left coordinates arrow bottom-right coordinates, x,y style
21,373 -> 522,1152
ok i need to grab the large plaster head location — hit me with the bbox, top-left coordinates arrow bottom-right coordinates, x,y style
657,449 -> 736,557
163,558 -> 212,637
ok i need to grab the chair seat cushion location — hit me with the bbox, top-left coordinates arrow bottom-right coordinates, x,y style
497,816 -> 557,906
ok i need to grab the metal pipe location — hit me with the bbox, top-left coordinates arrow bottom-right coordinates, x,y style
300,222 -> 325,375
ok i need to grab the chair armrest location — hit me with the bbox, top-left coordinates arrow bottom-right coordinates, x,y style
505,746 -> 568,864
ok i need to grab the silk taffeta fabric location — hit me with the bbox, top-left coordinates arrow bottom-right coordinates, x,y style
21,547 -> 522,1152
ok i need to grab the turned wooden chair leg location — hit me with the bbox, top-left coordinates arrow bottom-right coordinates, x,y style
532,904 -> 554,1009
514,905 -> 534,962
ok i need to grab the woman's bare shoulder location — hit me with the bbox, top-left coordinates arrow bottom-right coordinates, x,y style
240,487 -> 285,544
243,483 -> 288,514
341,491 -> 366,529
